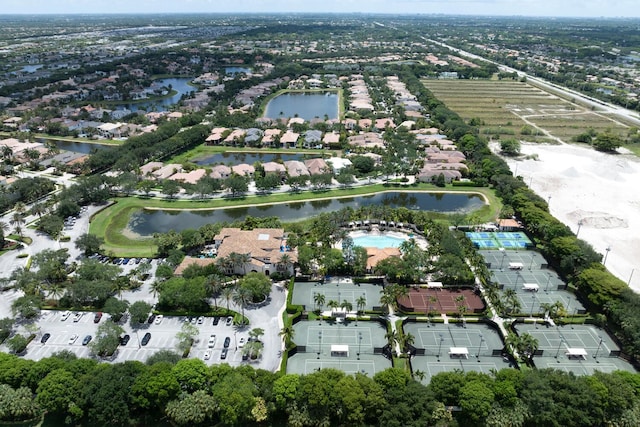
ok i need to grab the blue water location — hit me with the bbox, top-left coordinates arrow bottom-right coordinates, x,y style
352,234 -> 407,249
225,67 -> 251,75
264,92 -> 339,121
115,77 -> 195,112
129,191 -> 485,236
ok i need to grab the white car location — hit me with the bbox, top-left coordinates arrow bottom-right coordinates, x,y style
203,350 -> 212,360
197,316 -> 204,324
73,312 -> 83,322
154,315 -> 163,324
68,334 -> 78,345
60,311 -> 71,321
208,334 -> 217,348
238,337 -> 246,348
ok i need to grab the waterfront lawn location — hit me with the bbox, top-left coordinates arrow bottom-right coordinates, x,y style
90,183 -> 500,257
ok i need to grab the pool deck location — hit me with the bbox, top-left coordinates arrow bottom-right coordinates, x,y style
338,228 -> 428,250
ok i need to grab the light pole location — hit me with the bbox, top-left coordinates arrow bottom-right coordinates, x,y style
514,272 -> 521,290
499,250 -> 507,270
594,336 -> 604,362
545,273 -> 552,292
555,338 -> 565,361
529,254 -> 535,270
603,246 -> 611,266
317,332 -> 322,359
357,332 -> 362,360
530,294 -> 536,317
629,269 -> 635,286
576,220 -> 583,238
437,333 -> 444,361
234,331 -> 237,352
476,334 -> 484,360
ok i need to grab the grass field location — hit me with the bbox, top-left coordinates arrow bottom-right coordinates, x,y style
421,79 -> 629,145
89,184 -> 501,257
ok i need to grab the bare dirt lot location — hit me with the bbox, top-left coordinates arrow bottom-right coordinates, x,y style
503,142 -> 640,291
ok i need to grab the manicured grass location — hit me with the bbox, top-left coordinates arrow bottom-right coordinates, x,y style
90,183 -> 500,257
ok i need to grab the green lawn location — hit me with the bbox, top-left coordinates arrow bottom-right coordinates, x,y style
90,183 -> 501,257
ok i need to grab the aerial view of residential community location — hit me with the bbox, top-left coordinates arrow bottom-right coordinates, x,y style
1,1 -> 640,426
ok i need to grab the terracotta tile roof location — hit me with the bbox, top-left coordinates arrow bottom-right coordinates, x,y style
214,228 -> 297,264
174,257 -> 218,276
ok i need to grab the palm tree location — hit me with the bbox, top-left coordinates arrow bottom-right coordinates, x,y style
503,289 -> 521,315
149,281 -> 164,299
414,369 -> 426,381
205,274 -> 224,308
313,292 -> 326,312
233,286 -> 252,324
279,325 -> 295,347
10,212 -> 25,238
216,256 -> 233,275
384,329 -> 398,352
356,295 -> 367,315
30,203 -> 47,219
277,253 -> 293,275
13,202 -> 27,216
222,287 -> 234,313
327,300 -> 339,314
239,253 -> 251,275
341,299 -> 353,314
403,332 -> 415,352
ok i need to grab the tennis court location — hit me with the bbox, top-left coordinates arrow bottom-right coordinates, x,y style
514,323 -> 636,375
286,319 -> 391,376
291,280 -> 382,311
481,249 -> 585,315
405,322 -> 510,384
397,288 -> 484,314
466,231 -> 532,250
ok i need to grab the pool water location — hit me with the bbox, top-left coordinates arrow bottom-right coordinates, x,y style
352,234 -> 407,249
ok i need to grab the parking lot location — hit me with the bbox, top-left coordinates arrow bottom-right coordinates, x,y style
15,310 -> 252,366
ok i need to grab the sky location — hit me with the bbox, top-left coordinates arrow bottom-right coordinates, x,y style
2,0 -> 639,18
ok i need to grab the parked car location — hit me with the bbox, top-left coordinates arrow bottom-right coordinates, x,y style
154,315 -> 163,324
212,317 -> 220,325
223,337 -> 231,348
141,332 -> 151,346
73,312 -> 83,322
242,352 -> 249,361
220,348 -> 228,359
208,334 -> 217,348
238,337 -> 246,348
60,311 -> 71,321
197,316 -> 204,324
120,334 -> 131,346
203,350 -> 212,360
225,316 -> 233,326
147,314 -> 156,324
82,335 -> 92,346
41,333 -> 51,344
68,334 -> 78,345
94,312 -> 103,323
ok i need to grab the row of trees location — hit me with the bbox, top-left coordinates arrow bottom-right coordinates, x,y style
1,349 -> 639,427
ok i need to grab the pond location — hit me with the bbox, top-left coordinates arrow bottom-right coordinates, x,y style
264,91 -> 339,121
128,191 -> 485,236
114,77 -> 195,112
225,66 -> 252,75
194,151 -> 308,166
47,139 -> 114,154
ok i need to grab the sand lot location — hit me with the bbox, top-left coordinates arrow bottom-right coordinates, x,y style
502,142 -> 640,291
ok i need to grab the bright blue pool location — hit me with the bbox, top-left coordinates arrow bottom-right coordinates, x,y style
352,234 -> 408,249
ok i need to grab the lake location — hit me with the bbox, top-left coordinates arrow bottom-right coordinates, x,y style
47,139 -> 114,154
128,191 -> 485,236
195,152 -> 307,166
225,67 -> 252,75
115,77 -> 195,112
264,92 -> 339,121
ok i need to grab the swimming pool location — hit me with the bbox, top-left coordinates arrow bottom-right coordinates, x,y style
352,234 -> 407,249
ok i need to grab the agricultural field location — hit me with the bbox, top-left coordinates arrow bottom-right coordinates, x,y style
422,79 -> 628,144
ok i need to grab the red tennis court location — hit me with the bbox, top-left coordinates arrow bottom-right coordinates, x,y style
397,288 -> 484,314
